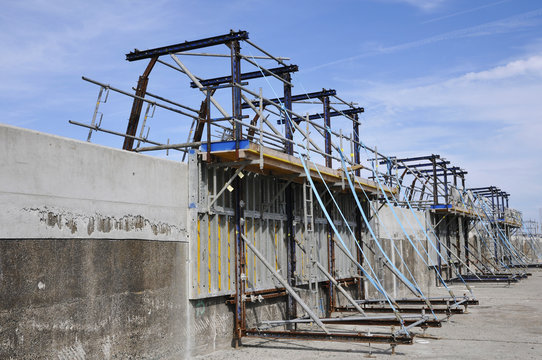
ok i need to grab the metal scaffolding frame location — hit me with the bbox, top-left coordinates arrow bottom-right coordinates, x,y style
68,30 -> 537,354
383,154 -> 527,284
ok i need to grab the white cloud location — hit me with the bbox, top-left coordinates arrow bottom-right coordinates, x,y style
347,53 -> 542,218
462,55 -> 542,81
0,0 -> 174,77
360,54 -> 542,123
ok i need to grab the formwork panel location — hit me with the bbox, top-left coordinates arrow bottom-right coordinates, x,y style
190,159 -> 363,299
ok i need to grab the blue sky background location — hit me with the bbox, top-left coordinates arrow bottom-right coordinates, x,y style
1,0 -> 541,222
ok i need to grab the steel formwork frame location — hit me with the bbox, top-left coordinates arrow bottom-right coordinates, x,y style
385,153 -> 526,283
117,30 -> 419,348
70,30 -> 538,353
377,155 -> 468,282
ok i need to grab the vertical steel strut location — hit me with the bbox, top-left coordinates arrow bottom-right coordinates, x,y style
123,56 -> 158,150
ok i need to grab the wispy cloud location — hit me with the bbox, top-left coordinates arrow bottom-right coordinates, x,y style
0,1 -> 173,76
422,0 -> 510,24
0,0 -> 179,133
378,0 -> 448,12
347,53 -> 542,217
304,7 -> 542,73
362,53 -> 542,115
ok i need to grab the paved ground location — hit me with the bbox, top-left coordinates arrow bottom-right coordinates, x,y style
199,270 -> 542,359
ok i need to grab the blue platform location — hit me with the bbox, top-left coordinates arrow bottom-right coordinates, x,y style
200,139 -> 250,152
430,204 -> 453,209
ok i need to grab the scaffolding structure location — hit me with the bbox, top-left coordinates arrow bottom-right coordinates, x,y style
70,30 -> 539,353
384,155 -> 529,284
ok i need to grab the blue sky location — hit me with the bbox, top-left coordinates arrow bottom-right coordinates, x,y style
1,0 -> 541,221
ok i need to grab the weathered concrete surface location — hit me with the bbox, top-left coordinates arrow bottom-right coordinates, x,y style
0,239 -> 189,359
196,270 -> 542,360
188,295 -> 296,355
0,124 -> 191,358
0,123 -> 188,241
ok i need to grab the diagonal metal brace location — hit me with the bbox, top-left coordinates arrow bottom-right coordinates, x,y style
295,238 -> 367,316
241,233 -> 329,334
208,165 -> 248,210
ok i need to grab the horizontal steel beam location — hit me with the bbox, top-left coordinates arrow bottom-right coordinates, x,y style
320,317 -> 435,328
126,30 -> 249,61
244,329 -> 413,345
416,167 -> 466,175
242,89 -> 336,109
259,315 -> 432,328
351,306 -> 462,316
475,191 -> 507,196
192,65 -> 298,88
392,155 -> 439,163
397,161 -> 450,169
291,107 -> 364,122
448,277 -> 519,283
509,264 -> 542,268
416,171 -> 467,176
477,273 -> 527,278
358,297 -> 479,306
468,186 -> 496,191
336,305 -> 464,316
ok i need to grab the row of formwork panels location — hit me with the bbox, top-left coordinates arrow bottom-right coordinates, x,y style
196,161 -> 361,225
511,234 -> 542,262
189,213 -> 359,298
188,160 -> 360,299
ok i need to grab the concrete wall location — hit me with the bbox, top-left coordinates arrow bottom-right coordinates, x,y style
0,124 -> 191,359
0,124 -> 188,241
0,239 -> 188,359
366,205 -> 434,299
